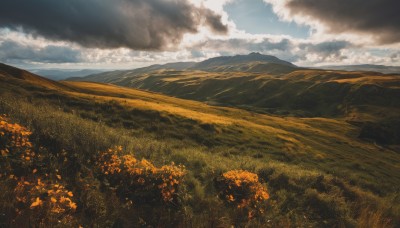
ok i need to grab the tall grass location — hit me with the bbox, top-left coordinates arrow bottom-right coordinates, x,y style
0,93 -> 398,227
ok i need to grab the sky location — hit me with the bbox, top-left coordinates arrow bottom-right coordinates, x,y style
0,0 -> 399,70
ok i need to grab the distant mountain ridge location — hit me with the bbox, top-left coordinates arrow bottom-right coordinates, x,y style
30,69 -> 107,81
69,53 -> 300,82
67,54 -> 400,120
320,64 -> 400,74
0,63 -> 71,90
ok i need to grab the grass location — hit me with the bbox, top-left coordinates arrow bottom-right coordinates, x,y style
56,81 -> 400,195
0,67 -> 399,227
95,68 -> 400,122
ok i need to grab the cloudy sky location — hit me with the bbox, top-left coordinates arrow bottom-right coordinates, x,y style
0,0 -> 399,69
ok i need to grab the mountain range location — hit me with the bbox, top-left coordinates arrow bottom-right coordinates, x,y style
29,68 -> 107,81
67,53 -> 400,146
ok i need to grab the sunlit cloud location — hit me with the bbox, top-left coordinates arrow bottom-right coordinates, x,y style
0,0 -> 398,69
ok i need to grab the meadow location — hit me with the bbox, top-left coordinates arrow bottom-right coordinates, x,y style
0,64 -> 399,227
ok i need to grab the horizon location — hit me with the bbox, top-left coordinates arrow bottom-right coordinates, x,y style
0,0 -> 399,70
23,53 -> 400,72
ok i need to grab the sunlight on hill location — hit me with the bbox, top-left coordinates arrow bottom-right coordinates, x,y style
0,63 -> 399,227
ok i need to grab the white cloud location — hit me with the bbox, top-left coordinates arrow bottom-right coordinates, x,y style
263,0 -> 400,46
0,1 -> 399,69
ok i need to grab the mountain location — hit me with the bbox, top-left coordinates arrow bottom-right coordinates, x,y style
320,64 -> 400,74
195,62 -> 300,74
69,55 -> 400,145
70,53 -> 300,82
190,52 -> 296,70
30,69 -> 107,81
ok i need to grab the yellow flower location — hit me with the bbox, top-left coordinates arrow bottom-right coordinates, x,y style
69,202 -> 77,210
30,197 -> 43,208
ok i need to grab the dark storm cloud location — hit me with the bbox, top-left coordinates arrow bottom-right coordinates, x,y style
191,37 -> 355,62
259,38 -> 292,51
284,0 -> 400,44
0,0 -> 228,50
203,10 -> 228,34
0,41 -> 82,63
299,41 -> 352,59
195,38 -> 292,52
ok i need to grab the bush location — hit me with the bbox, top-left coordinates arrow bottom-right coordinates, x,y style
0,115 -> 35,176
0,115 -> 78,226
97,147 -> 186,205
13,177 -> 78,226
215,170 -> 269,221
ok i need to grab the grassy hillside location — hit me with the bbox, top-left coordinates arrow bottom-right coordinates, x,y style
79,67 -> 400,146
1,64 -> 399,227
109,69 -> 400,117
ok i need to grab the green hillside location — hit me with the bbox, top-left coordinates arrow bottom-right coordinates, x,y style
113,69 -> 400,117
75,62 -> 400,147
1,63 -> 399,227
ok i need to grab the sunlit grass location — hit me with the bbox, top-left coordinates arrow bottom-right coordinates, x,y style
0,69 -> 399,227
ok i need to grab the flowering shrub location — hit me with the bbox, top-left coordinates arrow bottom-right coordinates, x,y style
0,115 -> 78,226
13,176 -> 78,225
97,147 -> 185,205
215,170 -> 269,219
0,115 -> 34,176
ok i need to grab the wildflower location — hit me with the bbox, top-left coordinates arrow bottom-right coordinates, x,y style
216,170 -> 269,219
0,115 -> 34,171
97,146 -> 186,204
69,202 -> 77,210
30,197 -> 43,208
15,177 -> 77,217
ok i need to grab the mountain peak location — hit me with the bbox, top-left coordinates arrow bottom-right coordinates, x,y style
249,52 -> 262,56
191,53 -> 296,70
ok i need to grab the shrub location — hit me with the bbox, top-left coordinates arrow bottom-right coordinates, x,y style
215,170 -> 269,220
0,115 -> 78,226
13,177 -> 78,225
97,147 -> 186,205
0,115 -> 34,176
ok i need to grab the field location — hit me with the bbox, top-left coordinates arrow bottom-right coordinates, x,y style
0,64 -> 399,227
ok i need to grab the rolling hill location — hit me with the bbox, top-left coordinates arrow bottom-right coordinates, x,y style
71,54 -> 400,146
1,63 -> 400,227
